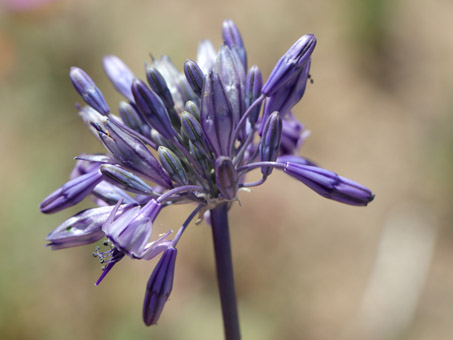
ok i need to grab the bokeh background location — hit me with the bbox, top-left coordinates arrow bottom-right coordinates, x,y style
1,0 -> 452,339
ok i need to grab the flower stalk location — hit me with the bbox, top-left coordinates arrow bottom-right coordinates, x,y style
210,203 -> 241,340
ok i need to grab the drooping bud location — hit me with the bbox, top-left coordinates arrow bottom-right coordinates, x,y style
261,34 -> 316,96
215,156 -> 238,200
70,67 -> 110,115
259,112 -> 282,177
283,163 -> 375,206
40,169 -> 103,214
100,164 -> 155,195
264,59 -> 311,119
102,55 -> 135,102
184,59 -> 204,97
46,204 -> 131,250
131,79 -> 176,139
158,146 -> 188,185
222,19 -> 247,70
201,72 -> 234,157
96,117 -> 172,188
143,247 -> 177,326
245,65 -> 263,126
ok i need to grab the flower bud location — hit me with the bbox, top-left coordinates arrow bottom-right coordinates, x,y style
180,111 -> 203,143
222,19 -> 247,70
197,39 -> 217,74
102,55 -> 135,102
261,34 -> 316,96
185,100 -> 200,121
143,247 -> 177,326
145,65 -> 175,109
40,169 -> 103,214
215,156 -> 238,200
216,45 -> 245,127
70,67 -> 110,115
184,59 -> 204,97
96,117 -> 172,188
201,72 -> 234,157
283,162 -> 375,206
279,113 -> 310,156
245,65 -> 263,126
131,79 -> 176,139
158,146 -> 188,185
259,112 -> 282,177
264,59 -> 311,119
100,164 -> 155,195
119,101 -> 149,136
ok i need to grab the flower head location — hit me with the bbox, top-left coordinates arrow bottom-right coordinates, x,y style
41,20 -> 374,326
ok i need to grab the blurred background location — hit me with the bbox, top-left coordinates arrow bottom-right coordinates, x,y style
0,0 -> 452,339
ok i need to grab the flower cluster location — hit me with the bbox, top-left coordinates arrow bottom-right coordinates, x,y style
41,20 -> 374,326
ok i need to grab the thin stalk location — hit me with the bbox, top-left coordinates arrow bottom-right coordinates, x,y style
210,203 -> 241,340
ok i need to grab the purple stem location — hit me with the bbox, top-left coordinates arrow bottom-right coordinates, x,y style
210,203 -> 241,340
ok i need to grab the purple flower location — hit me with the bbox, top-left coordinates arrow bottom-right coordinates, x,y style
41,20 -> 374,327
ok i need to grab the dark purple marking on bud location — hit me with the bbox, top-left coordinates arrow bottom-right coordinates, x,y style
215,156 -> 238,200
201,72 -> 234,157
283,163 -> 375,206
143,247 -> 177,326
197,39 -> 217,74
158,147 -> 188,185
40,169 -> 103,214
259,112 -> 282,177
102,55 -> 135,102
261,34 -> 316,96
131,79 -> 176,140
184,59 -> 204,97
245,65 -> 263,126
70,67 -> 110,115
100,164 -> 155,195
46,204 -> 131,250
222,19 -> 247,70
145,65 -> 175,109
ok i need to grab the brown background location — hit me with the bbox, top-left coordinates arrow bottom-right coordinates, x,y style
0,0 -> 452,339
